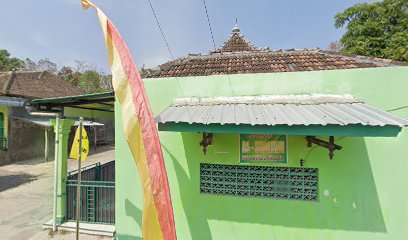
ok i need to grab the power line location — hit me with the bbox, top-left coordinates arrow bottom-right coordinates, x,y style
147,0 -> 175,60
202,0 -> 216,49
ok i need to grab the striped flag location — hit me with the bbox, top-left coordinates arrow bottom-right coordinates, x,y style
80,1 -> 177,239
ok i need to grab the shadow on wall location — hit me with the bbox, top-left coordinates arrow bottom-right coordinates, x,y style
162,133 -> 386,240
125,199 -> 143,230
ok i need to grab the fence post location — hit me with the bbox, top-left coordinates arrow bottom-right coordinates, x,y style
95,162 -> 101,181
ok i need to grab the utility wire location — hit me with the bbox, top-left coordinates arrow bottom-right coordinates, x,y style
202,0 -> 216,49
387,105 -> 408,112
147,0 -> 175,60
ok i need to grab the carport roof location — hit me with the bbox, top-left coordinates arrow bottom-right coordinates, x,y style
12,116 -> 105,127
31,92 -> 115,112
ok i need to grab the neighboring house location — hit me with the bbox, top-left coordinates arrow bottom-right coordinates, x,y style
114,25 -> 408,240
0,71 -> 84,164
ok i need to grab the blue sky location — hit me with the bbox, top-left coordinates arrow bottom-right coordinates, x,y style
0,0 -> 374,72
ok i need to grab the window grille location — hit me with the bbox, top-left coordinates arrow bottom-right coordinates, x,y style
200,163 -> 318,201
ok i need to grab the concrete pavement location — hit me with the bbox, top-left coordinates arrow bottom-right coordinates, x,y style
0,145 -> 114,240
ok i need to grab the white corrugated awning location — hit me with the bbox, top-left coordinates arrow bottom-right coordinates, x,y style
78,121 -> 104,127
0,96 -> 25,107
155,94 -> 408,128
12,116 -> 52,127
12,117 -> 105,127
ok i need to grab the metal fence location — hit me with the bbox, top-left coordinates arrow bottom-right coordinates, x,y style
0,137 -> 7,150
66,161 -> 115,224
68,161 -> 115,182
66,180 -> 115,224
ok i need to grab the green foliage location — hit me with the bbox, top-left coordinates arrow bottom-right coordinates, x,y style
59,60 -> 112,94
58,66 -> 81,87
335,0 -> 408,61
78,70 -> 104,93
0,49 -> 24,71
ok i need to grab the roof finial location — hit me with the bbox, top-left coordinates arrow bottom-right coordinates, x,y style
233,17 -> 240,33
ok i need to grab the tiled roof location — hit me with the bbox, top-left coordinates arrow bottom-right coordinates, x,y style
142,26 -> 407,78
0,71 -> 85,99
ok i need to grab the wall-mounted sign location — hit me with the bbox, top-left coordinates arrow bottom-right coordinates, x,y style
240,134 -> 287,164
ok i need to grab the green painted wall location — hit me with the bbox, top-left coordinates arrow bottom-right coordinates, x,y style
0,106 -> 9,137
115,66 -> 408,240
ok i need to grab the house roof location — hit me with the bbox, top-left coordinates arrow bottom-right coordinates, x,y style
0,71 -> 84,99
142,25 -> 407,78
155,94 -> 408,128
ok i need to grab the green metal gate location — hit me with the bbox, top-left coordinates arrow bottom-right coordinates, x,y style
66,161 -> 115,224
66,180 -> 115,224
0,113 -> 5,150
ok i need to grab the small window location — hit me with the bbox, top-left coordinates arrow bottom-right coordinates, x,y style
240,134 -> 287,164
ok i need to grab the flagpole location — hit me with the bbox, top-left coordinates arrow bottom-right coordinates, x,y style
76,117 -> 83,240
53,115 -> 60,232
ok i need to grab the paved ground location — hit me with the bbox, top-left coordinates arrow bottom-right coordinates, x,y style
0,145 -> 115,240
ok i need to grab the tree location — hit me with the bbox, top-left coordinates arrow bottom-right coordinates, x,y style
58,60 -> 111,93
58,66 -> 81,86
73,60 -> 89,73
335,0 -> 408,61
100,74 -> 113,91
37,58 -> 58,74
0,49 -> 24,71
22,57 -> 58,74
327,41 -> 343,52
78,70 -> 103,93
22,58 -> 38,71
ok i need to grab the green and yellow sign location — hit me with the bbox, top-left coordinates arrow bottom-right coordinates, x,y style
240,134 -> 287,164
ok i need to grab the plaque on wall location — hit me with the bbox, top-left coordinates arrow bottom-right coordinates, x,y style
240,134 -> 287,164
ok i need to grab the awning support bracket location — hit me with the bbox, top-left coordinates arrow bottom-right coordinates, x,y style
306,136 -> 342,160
199,133 -> 213,155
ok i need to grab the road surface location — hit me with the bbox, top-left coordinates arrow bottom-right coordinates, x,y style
0,145 -> 114,240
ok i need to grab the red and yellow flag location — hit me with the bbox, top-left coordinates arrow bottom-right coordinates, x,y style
80,1 -> 177,239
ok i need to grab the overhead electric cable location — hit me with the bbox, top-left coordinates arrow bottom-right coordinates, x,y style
147,0 -> 175,60
202,0 -> 216,49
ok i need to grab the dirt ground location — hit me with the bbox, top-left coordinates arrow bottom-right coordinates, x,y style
0,145 -> 115,240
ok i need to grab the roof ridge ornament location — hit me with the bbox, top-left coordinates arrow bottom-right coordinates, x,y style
211,20 -> 269,54
232,17 -> 240,34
